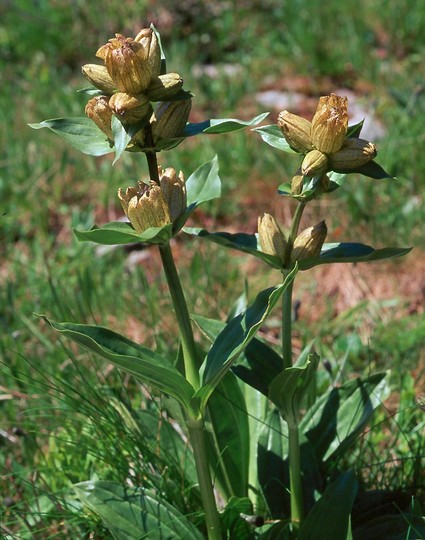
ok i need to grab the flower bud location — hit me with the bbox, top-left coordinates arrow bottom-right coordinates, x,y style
258,213 -> 287,263
146,73 -> 184,101
158,167 -> 186,221
109,92 -> 151,124
277,111 -> 313,153
151,99 -> 192,142
301,149 -> 328,177
85,96 -> 113,139
291,169 -> 304,195
134,28 -> 161,81
329,138 -> 377,171
81,64 -> 116,94
96,30 -> 161,94
311,94 -> 348,154
291,221 -> 327,262
118,182 -> 171,233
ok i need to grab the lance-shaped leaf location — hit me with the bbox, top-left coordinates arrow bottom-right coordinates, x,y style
38,316 -> 195,409
297,471 -> 358,540
206,373 -> 250,500
269,353 -> 320,426
183,112 -> 269,137
29,117 -> 113,156
173,156 -> 221,233
300,372 -> 389,464
298,243 -> 412,270
193,267 -> 297,411
184,228 -> 282,269
74,221 -> 173,245
252,124 -> 296,152
74,481 -> 203,540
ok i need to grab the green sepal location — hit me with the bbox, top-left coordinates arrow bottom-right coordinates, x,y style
269,353 -> 320,426
74,481 -> 203,540
347,120 -> 364,138
28,117 -> 113,156
193,266 -> 298,412
37,316 -> 195,410
74,221 -> 173,245
278,177 -> 340,201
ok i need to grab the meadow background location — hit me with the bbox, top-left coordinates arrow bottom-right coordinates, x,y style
1,0 -> 424,538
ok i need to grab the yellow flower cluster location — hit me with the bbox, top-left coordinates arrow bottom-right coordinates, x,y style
83,28 -> 191,146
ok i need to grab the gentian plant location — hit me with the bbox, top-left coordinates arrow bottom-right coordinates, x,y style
31,25 -> 417,540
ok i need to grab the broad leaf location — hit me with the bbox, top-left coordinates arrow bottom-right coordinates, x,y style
298,243 -> 412,270
184,228 -> 282,269
183,113 -> 269,137
252,124 -> 296,152
301,372 -> 389,464
221,497 -> 256,540
269,353 -> 320,426
74,481 -> 203,540
298,471 -> 358,540
194,267 -> 297,410
186,155 -> 221,207
74,221 -> 173,245
192,313 -> 284,397
29,117 -> 113,156
39,316 -> 195,409
111,116 -> 132,164
334,159 -> 393,179
257,408 -> 289,518
206,372 -> 250,500
136,410 -> 198,487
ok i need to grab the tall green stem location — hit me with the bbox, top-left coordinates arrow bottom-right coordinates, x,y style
288,422 -> 304,531
159,243 -> 222,539
281,200 -> 307,529
159,243 -> 200,390
188,419 -> 223,540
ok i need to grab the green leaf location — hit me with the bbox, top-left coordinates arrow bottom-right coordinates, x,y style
136,410 -> 198,487
221,497 -> 256,540
298,243 -> 412,270
74,221 -> 173,245
334,159 -> 393,179
184,228 -> 282,269
206,372 -> 250,500
38,316 -> 195,409
186,156 -> 221,207
74,481 -> 203,540
269,353 -> 320,426
191,313 -> 284,397
347,120 -> 364,138
301,372 -> 389,463
298,471 -> 358,540
252,124 -> 296,152
183,113 -> 269,137
112,116 -> 132,164
194,268 -> 297,411
29,117 -> 113,156
257,408 -> 289,517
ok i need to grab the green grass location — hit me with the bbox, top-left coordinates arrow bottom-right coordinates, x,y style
1,1 -> 425,537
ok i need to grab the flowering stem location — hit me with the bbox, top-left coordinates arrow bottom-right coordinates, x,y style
288,422 -> 304,532
187,418 -> 223,540
282,200 -> 306,529
158,243 -> 200,390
